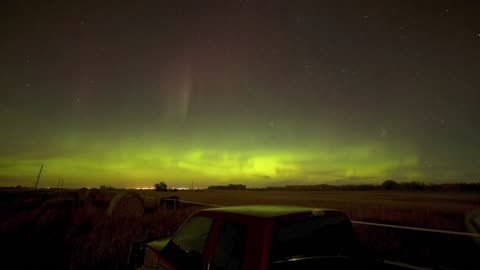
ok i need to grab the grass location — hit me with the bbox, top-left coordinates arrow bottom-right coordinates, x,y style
0,189 -> 479,269
138,189 -> 480,231
0,190 -> 201,270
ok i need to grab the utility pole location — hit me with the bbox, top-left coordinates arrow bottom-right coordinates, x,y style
34,164 -> 44,190
57,178 -> 61,189
60,178 -> 64,189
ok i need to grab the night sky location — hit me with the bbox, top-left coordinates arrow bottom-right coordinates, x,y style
1,1 -> 479,188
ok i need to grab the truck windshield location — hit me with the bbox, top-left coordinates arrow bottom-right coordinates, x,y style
269,215 -> 355,264
160,216 -> 213,270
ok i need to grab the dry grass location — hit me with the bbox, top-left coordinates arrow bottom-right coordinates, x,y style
139,190 -> 480,231
0,190 -> 202,270
1,189 -> 479,269
68,205 -> 202,270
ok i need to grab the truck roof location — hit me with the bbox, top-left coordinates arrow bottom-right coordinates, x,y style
199,205 -> 345,219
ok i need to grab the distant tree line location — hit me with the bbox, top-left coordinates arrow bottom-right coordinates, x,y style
100,185 -> 116,191
379,180 -> 480,192
0,185 -> 29,189
208,184 -> 246,190
259,181 -> 480,192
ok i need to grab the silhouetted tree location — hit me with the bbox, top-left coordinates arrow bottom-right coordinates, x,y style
155,182 -> 168,191
382,180 -> 398,190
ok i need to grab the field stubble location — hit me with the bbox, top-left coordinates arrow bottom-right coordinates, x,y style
1,189 -> 479,269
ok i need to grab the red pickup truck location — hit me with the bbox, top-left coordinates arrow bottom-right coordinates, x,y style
134,205 -> 408,270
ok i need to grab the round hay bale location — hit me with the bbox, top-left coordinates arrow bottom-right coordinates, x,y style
98,191 -> 116,205
85,188 -> 115,206
78,188 -> 89,202
143,196 -> 157,211
106,192 -> 144,219
19,196 -> 42,210
86,188 -> 100,201
55,190 -> 80,206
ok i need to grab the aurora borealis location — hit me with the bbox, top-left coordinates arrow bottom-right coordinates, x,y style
1,1 -> 479,188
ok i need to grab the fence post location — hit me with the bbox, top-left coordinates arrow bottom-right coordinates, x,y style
34,164 -> 44,190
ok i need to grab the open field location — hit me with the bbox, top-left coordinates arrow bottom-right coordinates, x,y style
137,190 -> 480,269
1,189 -> 479,270
139,190 -> 480,231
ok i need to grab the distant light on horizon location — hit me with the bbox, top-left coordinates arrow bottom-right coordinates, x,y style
132,187 -> 205,190
172,187 -> 205,190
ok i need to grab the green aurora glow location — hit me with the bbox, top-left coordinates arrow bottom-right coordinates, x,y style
0,130 -> 459,188
1,2 -> 479,188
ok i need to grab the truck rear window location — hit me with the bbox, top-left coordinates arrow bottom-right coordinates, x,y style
269,215 -> 355,264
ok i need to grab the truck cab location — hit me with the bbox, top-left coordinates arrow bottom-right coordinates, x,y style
138,205 -> 357,270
